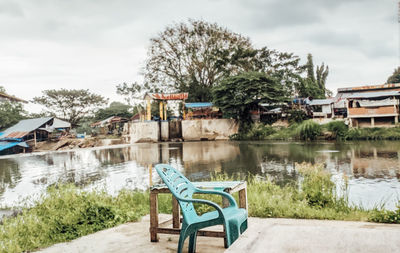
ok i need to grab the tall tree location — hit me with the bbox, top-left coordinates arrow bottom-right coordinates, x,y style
32,89 -> 108,126
144,19 -> 255,102
301,54 -> 329,98
387,67 -> 400,84
252,47 -> 304,95
212,72 -> 287,124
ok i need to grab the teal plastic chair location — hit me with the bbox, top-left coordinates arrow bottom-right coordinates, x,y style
155,164 -> 248,253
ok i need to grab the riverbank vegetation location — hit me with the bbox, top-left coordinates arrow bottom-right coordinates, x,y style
232,120 -> 400,141
1,163 -> 399,253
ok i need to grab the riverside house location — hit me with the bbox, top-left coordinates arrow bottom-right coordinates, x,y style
336,83 -> 400,127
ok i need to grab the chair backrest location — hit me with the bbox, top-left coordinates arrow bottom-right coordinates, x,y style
155,164 -> 197,217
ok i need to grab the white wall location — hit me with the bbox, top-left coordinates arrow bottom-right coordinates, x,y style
182,119 -> 239,141
123,121 -> 159,143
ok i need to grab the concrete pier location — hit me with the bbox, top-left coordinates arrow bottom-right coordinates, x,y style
39,214 -> 400,253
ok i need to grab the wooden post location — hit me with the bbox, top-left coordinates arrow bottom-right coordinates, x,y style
34,131 -> 37,147
146,99 -> 151,121
183,101 -> 186,120
159,101 -> 164,121
164,102 -> 167,121
172,196 -> 180,228
149,164 -> 153,187
371,117 -> 375,127
238,183 -> 248,210
150,192 -> 159,242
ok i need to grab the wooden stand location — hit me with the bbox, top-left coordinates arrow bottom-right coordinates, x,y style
149,181 -> 248,243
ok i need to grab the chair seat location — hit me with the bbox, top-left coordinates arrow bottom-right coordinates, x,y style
198,206 -> 247,224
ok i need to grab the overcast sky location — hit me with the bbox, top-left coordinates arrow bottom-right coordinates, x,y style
0,0 -> 398,112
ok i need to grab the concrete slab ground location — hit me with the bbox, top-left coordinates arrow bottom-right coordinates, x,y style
228,218 -> 400,253
39,215 -> 400,253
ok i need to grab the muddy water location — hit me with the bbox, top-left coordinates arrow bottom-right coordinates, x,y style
0,141 -> 400,210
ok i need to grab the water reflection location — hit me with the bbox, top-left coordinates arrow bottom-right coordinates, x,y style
0,141 -> 400,210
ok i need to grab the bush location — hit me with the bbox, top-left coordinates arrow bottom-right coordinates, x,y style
325,121 -> 348,140
296,120 -> 321,140
231,123 -> 275,140
369,206 -> 400,223
287,109 -> 308,124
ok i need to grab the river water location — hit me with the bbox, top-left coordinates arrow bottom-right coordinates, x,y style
1,141 -> 400,210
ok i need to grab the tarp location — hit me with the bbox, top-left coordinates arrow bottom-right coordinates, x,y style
0,141 -> 29,152
356,98 -> 397,107
185,102 -> 213,108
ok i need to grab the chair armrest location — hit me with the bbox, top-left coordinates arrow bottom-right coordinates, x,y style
194,188 -> 238,208
176,196 -> 224,218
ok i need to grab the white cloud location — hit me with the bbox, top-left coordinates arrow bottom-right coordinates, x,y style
0,0 -> 398,112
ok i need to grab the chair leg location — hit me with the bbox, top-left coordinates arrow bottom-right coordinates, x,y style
240,219 -> 248,234
177,226 -> 188,253
188,231 -> 198,253
224,222 -> 232,248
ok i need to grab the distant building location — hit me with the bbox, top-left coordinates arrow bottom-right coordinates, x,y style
0,117 -> 71,155
91,116 -> 128,135
333,83 -> 400,119
346,91 -> 400,127
308,98 -> 334,118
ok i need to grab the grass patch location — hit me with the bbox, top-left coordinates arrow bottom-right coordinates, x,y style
232,120 -> 400,141
1,163 -> 399,252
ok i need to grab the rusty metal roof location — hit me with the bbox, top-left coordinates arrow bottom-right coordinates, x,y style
337,83 -> 400,93
347,91 -> 400,99
1,117 -> 53,139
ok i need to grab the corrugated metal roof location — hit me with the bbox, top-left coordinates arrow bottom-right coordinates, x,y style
337,83 -> 400,93
308,99 -> 333,106
0,141 -> 29,152
52,118 -> 71,129
347,91 -> 400,99
1,117 -> 53,139
185,102 -> 213,108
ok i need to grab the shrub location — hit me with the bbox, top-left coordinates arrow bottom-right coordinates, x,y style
230,123 -> 275,140
296,120 -> 321,140
325,121 -> 348,140
369,205 -> 400,223
287,109 -> 308,124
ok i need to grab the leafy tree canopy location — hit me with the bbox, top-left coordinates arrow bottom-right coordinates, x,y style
387,67 -> 400,84
212,72 -> 288,124
94,102 -> 133,121
32,89 -> 108,126
144,19 -> 255,102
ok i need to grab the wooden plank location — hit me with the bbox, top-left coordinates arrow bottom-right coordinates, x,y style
238,183 -> 248,210
150,192 -> 159,242
159,218 -> 173,228
172,196 -> 180,228
156,228 -> 225,238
